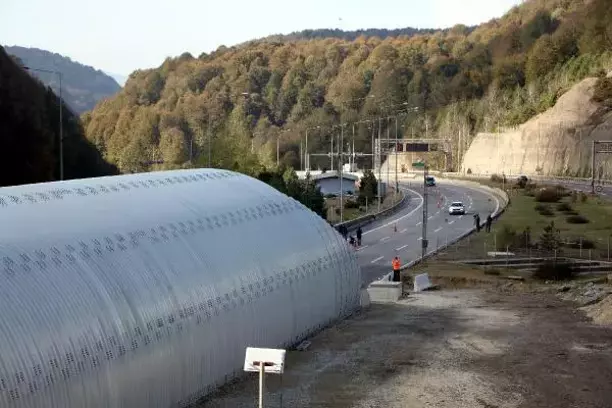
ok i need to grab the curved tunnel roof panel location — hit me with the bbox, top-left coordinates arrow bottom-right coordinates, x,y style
0,168 -> 361,407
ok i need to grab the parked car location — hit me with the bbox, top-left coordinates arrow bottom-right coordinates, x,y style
425,176 -> 436,186
448,201 -> 466,215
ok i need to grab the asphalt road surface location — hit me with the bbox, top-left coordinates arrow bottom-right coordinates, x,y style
355,181 -> 499,285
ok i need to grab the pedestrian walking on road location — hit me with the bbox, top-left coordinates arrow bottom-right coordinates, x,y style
474,214 -> 481,232
356,226 -> 363,246
392,256 -> 401,282
485,214 -> 493,233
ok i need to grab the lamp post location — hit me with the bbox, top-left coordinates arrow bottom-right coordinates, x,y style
25,66 -> 64,180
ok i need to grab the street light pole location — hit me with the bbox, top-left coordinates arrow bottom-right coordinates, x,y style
59,72 -> 63,180
25,66 -> 64,180
340,124 -> 345,223
395,116 -> 399,200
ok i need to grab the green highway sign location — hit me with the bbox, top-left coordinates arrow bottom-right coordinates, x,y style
412,162 -> 425,168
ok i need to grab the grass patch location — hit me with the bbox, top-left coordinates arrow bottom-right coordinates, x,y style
469,187 -> 612,258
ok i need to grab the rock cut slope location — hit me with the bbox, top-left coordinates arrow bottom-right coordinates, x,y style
462,75 -> 612,178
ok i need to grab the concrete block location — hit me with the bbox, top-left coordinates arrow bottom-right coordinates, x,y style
366,281 -> 402,303
414,273 -> 433,292
360,289 -> 371,308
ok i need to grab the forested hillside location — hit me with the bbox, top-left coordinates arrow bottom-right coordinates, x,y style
84,0 -> 612,175
0,46 -> 118,187
6,46 -> 121,114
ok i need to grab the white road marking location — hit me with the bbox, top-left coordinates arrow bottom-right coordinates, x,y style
428,216 -> 433,220
417,237 -> 423,241
381,236 -> 391,242
449,220 -> 455,225
396,244 -> 409,251
416,222 -> 422,226
356,245 -> 369,251
363,188 -> 424,236
459,215 -> 463,219
434,227 -> 442,233
400,228 -> 407,233
371,256 -> 384,264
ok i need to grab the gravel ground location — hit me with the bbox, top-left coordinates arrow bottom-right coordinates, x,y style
196,288 -> 612,408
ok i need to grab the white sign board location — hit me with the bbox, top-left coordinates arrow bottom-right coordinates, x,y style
243,347 -> 286,374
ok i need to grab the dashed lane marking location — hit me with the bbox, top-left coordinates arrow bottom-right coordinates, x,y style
434,227 -> 442,233
400,228 -> 408,233
356,245 -> 369,251
416,222 -> 422,226
396,244 -> 409,251
417,237 -> 423,241
363,188 -> 424,236
371,256 -> 384,264
381,236 -> 391,242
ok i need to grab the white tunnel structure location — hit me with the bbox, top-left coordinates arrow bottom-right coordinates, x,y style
0,169 -> 361,407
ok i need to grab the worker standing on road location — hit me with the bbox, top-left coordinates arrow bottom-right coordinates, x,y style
392,256 -> 401,282
356,226 -> 363,247
486,214 -> 493,233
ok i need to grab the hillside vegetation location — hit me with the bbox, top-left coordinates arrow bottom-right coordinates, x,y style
84,0 -> 612,175
6,46 -> 121,114
0,46 -> 118,187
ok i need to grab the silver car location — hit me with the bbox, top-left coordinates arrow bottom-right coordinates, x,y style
448,201 -> 465,215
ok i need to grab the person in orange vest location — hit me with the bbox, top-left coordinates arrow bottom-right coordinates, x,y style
392,256 -> 401,282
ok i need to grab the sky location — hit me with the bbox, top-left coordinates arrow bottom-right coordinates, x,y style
1,0 -> 522,76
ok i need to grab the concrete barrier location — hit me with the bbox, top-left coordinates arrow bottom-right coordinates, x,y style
366,280 -> 403,303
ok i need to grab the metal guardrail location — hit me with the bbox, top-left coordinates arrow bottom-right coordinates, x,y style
441,172 -> 612,186
376,179 -> 510,282
333,190 -> 409,232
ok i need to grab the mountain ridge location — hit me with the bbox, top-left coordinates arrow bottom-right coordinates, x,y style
4,45 -> 121,113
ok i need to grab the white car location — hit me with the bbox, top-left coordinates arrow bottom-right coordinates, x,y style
448,201 -> 465,215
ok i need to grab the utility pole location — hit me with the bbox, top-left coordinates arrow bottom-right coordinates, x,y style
394,116 -> 399,200
592,140 -> 596,194
305,129 -> 309,171
330,133 -> 334,171
207,118 -> 212,168
299,139 -> 303,171
421,164 -> 429,259
371,123 -> 375,170
386,117 -> 390,191
340,124 -> 345,223
377,118 -> 382,212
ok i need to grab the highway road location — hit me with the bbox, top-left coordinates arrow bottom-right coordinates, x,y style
355,181 -> 500,286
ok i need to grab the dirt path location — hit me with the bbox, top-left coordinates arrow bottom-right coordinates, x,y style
197,290 -> 612,408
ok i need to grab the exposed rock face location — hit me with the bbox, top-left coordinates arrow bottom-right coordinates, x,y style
462,77 -> 612,178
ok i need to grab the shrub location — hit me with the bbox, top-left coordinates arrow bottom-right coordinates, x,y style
490,174 -> 505,183
570,191 -> 578,203
535,203 -> 554,216
593,77 -> 612,107
535,188 -> 561,203
344,200 -> 360,209
533,261 -> 576,281
467,168 -> 472,174
498,225 -> 518,250
566,214 -> 589,224
556,202 -> 573,212
563,237 -> 596,249
579,191 -> 588,203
